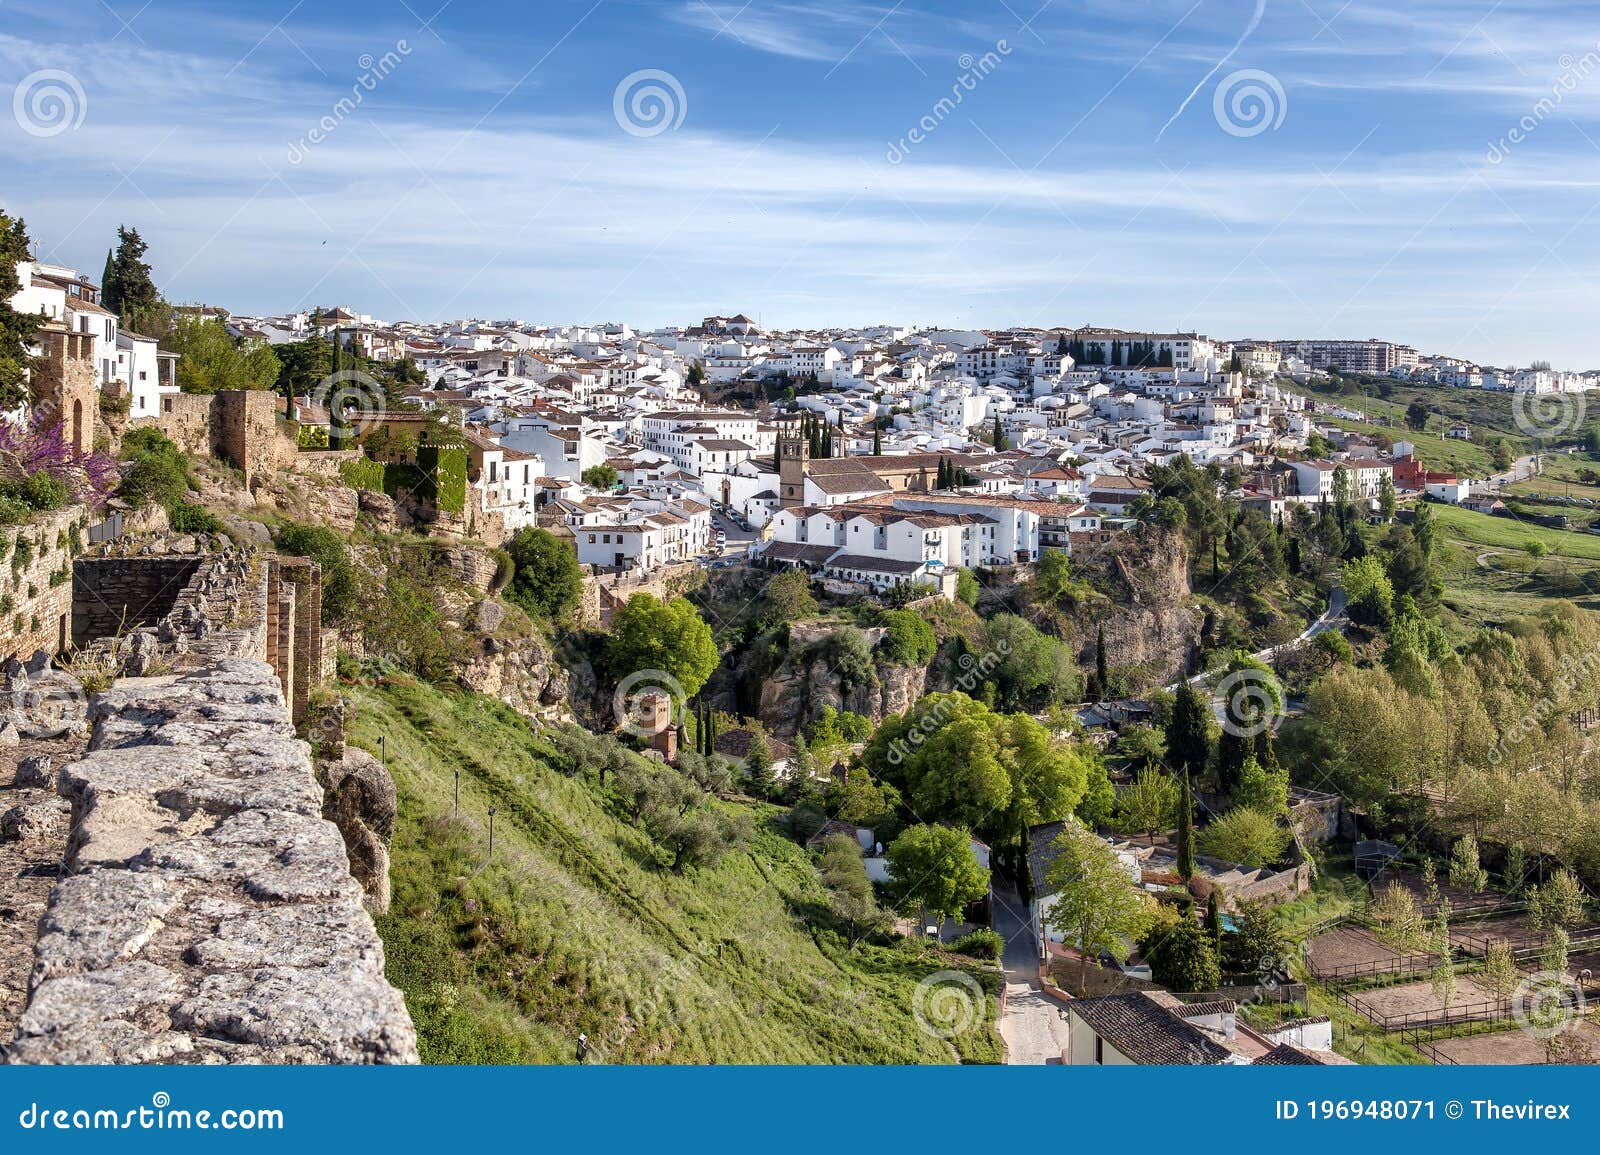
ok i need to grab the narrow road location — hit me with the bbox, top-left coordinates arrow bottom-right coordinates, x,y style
1166,584 -> 1346,693
993,886 -> 1070,1065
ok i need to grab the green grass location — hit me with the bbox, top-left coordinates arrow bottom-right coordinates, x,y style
351,676 -> 1003,1065
1429,502 -> 1600,559
1430,504 -> 1600,622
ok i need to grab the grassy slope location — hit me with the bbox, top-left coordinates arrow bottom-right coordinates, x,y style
349,677 -> 1003,1065
1426,503 -> 1600,623
1277,380 -> 1520,475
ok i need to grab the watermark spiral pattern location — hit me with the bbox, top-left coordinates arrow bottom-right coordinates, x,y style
13,69 -> 87,138
1212,69 -> 1287,138
912,970 -> 983,1038
613,70 -> 688,138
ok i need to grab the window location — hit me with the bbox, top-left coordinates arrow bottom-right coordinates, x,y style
1094,1036 -> 1104,1064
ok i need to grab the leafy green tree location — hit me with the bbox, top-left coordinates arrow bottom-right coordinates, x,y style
581,464 -> 619,489
1145,917 -> 1220,993
1342,554 -> 1395,629
165,315 -> 279,393
1224,899 -> 1291,979
955,568 -> 980,607
877,609 -> 936,664
1113,769 -> 1180,840
1405,400 -> 1431,432
885,824 -> 989,925
1233,755 -> 1289,816
1448,833 -> 1489,894
1196,807 -> 1289,868
606,594 -> 719,699
1530,868 -> 1588,930
275,522 -> 357,625
1480,940 -> 1519,1005
992,415 -> 1008,450
505,527 -> 583,622
816,833 -> 889,946
760,567 -> 817,625
0,212 -> 42,411
1377,473 -> 1396,521
1044,821 -> 1154,993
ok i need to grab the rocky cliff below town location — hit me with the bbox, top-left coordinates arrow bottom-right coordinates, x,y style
1063,526 -> 1200,691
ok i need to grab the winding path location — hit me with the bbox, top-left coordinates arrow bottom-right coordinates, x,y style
993,886 -> 1070,1064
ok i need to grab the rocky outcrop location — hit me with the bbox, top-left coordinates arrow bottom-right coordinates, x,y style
456,627 -> 571,721
755,648 -> 928,736
1,659 -> 417,1065
319,749 -> 397,915
1064,527 -> 1201,691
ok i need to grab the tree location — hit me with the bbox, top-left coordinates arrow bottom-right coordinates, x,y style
1204,890 -> 1224,954
1492,439 -> 1513,471
581,464 -> 619,490
1165,684 -> 1212,781
759,567 -> 817,625
1196,807 -> 1288,869
745,730 -> 775,799
1420,856 -> 1440,906
877,609 -> 937,665
1176,775 -> 1196,880
1224,899 -> 1291,979
1370,880 -> 1426,951
1043,821 -> 1154,993
1448,834 -> 1489,894
955,568 -> 980,607
0,212 -> 43,411
275,522 -> 357,625
816,834 -> 888,947
1341,554 -> 1395,629
992,414 -> 1008,451
1145,917 -> 1220,993
164,315 -> 279,393
1112,769 -> 1180,841
1233,755 -> 1289,816
102,225 -> 164,334
504,527 -> 583,622
606,594 -> 719,699
872,425 -> 882,455
1405,400 -> 1431,432
1530,868 -> 1588,930
1092,622 -> 1109,700
1378,474 -> 1396,521
1429,903 -> 1457,1016
885,824 -> 989,925
1479,940 -> 1519,1006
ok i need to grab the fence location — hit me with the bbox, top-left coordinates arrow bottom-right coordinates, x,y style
1455,924 -> 1600,962
86,511 -> 123,545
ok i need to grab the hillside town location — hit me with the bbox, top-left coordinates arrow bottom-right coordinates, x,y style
5,224 -> 1600,1073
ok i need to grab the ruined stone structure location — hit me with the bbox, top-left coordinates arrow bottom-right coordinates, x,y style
72,537 -> 327,727
30,325 -> 99,456
135,390 -> 297,486
1,659 -> 417,1063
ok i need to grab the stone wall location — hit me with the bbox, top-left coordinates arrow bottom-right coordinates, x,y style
0,659 -> 418,1064
580,560 -> 701,627
70,556 -> 202,649
137,390 -> 298,485
0,506 -> 89,664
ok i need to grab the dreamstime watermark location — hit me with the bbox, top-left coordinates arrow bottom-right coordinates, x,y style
13,69 -> 87,138
612,668 -> 687,739
1487,641 -> 1600,765
884,639 -> 1010,765
1487,44 -> 1600,164
287,41 -> 412,164
912,969 -> 983,1038
1214,666 -> 1284,738
15,1092 -> 284,1132
1512,969 -> 1587,1040
885,41 -> 1011,164
1211,69 -> 1287,138
613,70 -> 688,138
1511,388 -> 1586,440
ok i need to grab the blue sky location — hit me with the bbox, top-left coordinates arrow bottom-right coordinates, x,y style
6,0 -> 1600,365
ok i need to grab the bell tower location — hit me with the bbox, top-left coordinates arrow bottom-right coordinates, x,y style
778,422 -> 809,509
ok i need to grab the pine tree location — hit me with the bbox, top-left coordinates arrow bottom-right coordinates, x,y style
745,731 -> 775,800
1176,775 -> 1196,880
105,225 -> 161,334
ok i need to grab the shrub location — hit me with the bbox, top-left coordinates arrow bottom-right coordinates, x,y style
504,528 -> 582,622
947,928 -> 1004,959
275,521 -> 356,625
167,501 -> 220,534
117,427 -> 190,510
339,456 -> 387,492
1196,807 -> 1290,869
0,470 -> 70,511
877,609 -> 937,665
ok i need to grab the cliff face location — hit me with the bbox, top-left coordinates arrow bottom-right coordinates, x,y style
752,635 -> 929,736
1064,526 -> 1200,691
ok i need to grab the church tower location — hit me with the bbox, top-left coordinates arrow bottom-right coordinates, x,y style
777,422 -> 809,509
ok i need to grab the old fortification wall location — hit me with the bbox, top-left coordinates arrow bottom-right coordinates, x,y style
1,658 -> 417,1064
0,505 -> 88,663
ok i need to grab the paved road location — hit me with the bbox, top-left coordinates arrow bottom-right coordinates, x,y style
992,886 -> 1070,1065
1477,453 -> 1541,494
1166,584 -> 1346,693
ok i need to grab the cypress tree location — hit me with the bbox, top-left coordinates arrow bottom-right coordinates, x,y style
872,425 -> 882,455
992,415 -> 1007,451
1177,775 -> 1196,881
1095,623 -> 1108,700
100,249 -> 117,313
1205,889 -> 1224,955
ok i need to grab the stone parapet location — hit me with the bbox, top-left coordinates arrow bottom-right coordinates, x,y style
0,659 -> 417,1064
